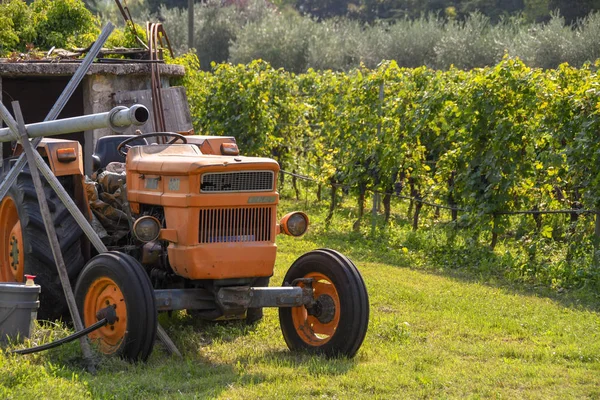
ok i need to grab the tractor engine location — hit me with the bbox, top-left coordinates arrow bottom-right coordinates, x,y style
91,135 -> 282,289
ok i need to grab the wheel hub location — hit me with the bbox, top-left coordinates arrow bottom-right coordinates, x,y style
290,271 -> 341,346
9,235 -> 19,272
4,219 -> 24,281
308,294 -> 336,324
84,277 -> 127,354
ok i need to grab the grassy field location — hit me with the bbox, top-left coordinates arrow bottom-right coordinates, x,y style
2,196 -> 600,399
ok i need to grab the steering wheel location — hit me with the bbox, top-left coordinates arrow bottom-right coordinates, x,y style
117,132 -> 188,157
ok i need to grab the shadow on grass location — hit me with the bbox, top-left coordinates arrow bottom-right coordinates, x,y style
259,349 -> 358,377
159,311 -> 264,348
11,314 -> 267,398
78,322 -> 358,397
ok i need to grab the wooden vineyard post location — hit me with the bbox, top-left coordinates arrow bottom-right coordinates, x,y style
371,191 -> 379,235
594,211 -> 600,266
412,195 -> 423,232
326,182 -> 337,224
9,102 -> 96,370
371,81 -> 385,236
491,214 -> 499,250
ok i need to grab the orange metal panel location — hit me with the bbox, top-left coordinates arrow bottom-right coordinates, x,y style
184,136 -> 237,155
128,182 -> 279,209
124,143 -> 281,279
159,228 -> 178,243
167,242 -> 277,279
163,207 -> 199,246
38,139 -> 84,176
125,144 -> 279,176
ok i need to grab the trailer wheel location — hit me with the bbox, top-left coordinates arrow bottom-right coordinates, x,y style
279,249 -> 369,358
75,252 -> 157,362
0,170 -> 84,321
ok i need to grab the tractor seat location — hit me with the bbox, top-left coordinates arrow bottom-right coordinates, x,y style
92,135 -> 148,171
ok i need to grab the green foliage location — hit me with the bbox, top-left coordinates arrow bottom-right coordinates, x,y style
146,0 -> 187,14
175,55 -> 600,286
0,0 -> 98,53
0,0 -> 35,53
193,3 -> 244,70
0,0 -> 152,54
434,12 -> 507,69
30,0 -> 99,49
0,16 -> 20,54
158,0 -> 274,66
7,0 -> 597,70
229,13 -> 315,73
105,23 -> 148,49
153,2 -> 600,71
293,0 -> 600,24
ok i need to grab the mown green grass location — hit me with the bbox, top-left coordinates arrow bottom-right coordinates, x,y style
2,196 -> 600,399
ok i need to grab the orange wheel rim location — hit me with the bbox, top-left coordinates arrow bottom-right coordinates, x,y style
83,277 -> 128,354
291,272 -> 340,346
0,196 -> 23,282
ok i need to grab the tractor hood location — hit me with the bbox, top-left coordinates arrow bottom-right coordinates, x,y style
126,144 -> 280,175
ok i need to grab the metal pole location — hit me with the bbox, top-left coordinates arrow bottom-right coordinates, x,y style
0,22 -> 115,203
46,23 -> 115,123
8,101 -> 96,371
595,211 -> 600,267
371,81 -> 385,236
0,105 -> 148,142
1,103 -> 179,360
0,23 -> 180,360
188,0 -> 194,51
0,105 -> 108,254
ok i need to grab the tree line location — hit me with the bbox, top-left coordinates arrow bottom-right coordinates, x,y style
144,0 -> 600,24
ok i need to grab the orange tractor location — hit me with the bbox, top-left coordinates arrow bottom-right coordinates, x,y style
0,104 -> 369,360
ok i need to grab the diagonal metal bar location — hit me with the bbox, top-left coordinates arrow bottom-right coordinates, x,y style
0,23 -> 179,358
0,22 -> 115,202
1,102 -> 177,361
8,101 -> 96,371
0,104 -> 108,253
46,23 -> 115,123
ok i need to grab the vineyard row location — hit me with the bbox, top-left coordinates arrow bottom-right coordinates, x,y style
173,54 -> 600,246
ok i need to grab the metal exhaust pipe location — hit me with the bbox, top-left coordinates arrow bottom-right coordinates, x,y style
0,104 -> 149,142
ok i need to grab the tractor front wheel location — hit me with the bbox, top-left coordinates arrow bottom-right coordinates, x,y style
74,252 -> 157,361
278,249 -> 369,358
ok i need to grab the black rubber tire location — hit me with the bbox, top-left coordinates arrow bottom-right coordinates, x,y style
278,249 -> 369,358
7,170 -> 84,321
246,276 -> 270,324
74,252 -> 157,362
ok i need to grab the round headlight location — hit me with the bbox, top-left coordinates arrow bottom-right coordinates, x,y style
133,216 -> 161,242
280,212 -> 309,237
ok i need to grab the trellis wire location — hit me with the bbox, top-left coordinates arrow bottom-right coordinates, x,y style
279,170 -> 598,217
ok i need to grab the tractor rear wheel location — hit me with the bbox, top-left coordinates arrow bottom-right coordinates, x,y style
0,170 -> 84,321
75,252 -> 157,362
278,249 -> 369,358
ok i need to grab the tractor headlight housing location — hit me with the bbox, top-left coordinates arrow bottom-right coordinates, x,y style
133,216 -> 161,242
279,212 -> 309,237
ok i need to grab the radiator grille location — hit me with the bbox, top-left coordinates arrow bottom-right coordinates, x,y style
201,171 -> 274,193
198,207 -> 273,243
